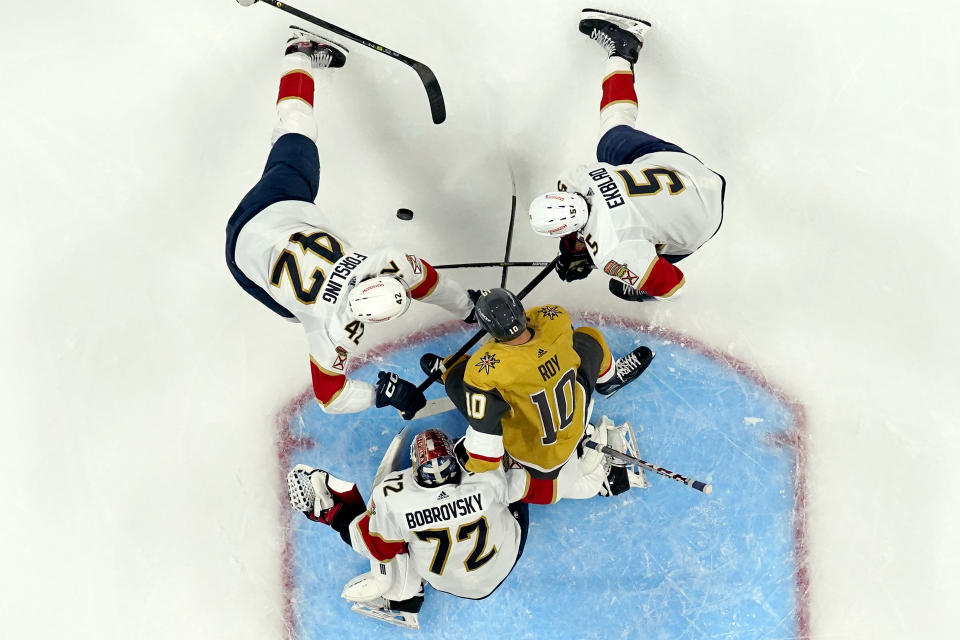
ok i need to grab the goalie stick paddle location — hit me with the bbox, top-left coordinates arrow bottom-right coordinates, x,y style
583,440 -> 713,494
414,257 -> 560,394
255,1 -> 446,124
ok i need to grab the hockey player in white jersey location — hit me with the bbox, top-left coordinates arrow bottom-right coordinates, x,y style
225,27 -> 474,417
528,9 -> 726,302
287,428 -> 529,628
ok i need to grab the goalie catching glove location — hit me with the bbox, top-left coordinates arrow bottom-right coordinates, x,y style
375,371 -> 427,419
556,233 -> 593,282
286,465 -> 366,536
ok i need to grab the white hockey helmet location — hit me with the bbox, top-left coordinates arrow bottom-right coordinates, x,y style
347,276 -> 411,323
528,191 -> 589,237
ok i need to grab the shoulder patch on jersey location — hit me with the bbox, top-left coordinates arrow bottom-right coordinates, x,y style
538,305 -> 561,320
474,352 -> 500,375
604,260 -> 639,286
368,501 -> 377,516
404,254 -> 423,275
537,348 -> 549,359
332,346 -> 348,371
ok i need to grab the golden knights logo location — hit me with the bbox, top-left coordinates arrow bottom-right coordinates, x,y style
474,352 -> 500,374
603,260 -> 639,286
538,305 -> 561,319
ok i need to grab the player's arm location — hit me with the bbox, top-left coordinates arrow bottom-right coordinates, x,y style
365,248 -> 473,320
348,478 -> 410,563
605,239 -> 686,299
460,383 -> 510,473
306,327 -> 377,414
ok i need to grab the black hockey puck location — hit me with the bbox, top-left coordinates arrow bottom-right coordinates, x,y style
396,208 -> 414,221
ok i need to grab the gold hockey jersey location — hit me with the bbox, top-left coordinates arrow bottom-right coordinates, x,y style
461,305 -> 589,474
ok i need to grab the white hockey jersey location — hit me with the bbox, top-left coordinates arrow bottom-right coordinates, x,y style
349,465 -> 524,600
561,150 -> 725,298
234,200 -> 471,413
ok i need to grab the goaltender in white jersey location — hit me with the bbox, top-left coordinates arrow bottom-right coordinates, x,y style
528,10 -> 725,302
226,28 -> 472,416
287,428 -> 529,628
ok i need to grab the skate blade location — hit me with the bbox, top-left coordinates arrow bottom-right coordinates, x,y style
288,24 -> 350,53
580,8 -> 653,30
350,603 -> 420,630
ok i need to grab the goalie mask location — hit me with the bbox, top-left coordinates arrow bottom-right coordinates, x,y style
410,428 -> 460,487
347,276 -> 412,323
528,191 -> 589,237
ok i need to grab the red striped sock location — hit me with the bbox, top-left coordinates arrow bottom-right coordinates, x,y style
600,70 -> 637,111
277,70 -> 314,106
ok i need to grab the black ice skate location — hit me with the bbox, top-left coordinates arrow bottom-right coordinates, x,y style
609,279 -> 655,302
596,345 -> 654,397
420,353 -> 446,377
286,25 -> 348,68
578,8 -> 652,64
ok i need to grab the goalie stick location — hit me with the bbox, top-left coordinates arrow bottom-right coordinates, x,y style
583,440 -> 713,494
244,1 -> 446,124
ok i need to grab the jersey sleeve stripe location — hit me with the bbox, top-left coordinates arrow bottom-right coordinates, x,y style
353,513 -> 408,562
310,357 -> 347,405
408,260 -> 440,299
636,256 -> 686,298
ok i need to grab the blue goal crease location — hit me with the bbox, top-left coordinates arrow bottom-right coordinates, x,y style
281,324 -> 804,640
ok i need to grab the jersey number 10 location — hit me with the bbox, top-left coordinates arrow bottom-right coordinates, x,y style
529,368 -> 579,445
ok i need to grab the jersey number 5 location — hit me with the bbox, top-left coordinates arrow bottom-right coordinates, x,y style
616,168 -> 685,196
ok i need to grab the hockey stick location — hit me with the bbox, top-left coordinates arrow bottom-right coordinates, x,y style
247,1 -> 446,124
433,261 -> 553,270
583,440 -> 713,494
414,257 -> 560,393
371,425 -> 410,489
500,164 -> 518,287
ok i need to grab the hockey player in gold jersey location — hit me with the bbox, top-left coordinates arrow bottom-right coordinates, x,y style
422,289 -> 654,504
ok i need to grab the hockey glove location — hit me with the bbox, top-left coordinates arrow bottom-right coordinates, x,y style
375,371 -> 427,419
556,234 -> 593,282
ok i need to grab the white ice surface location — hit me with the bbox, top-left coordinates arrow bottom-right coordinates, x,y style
1,1 -> 958,638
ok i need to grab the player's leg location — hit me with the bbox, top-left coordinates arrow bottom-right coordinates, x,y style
342,554 -> 424,629
578,10 -> 686,165
573,324 -> 655,396
572,326 -> 614,396
226,29 -> 348,314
